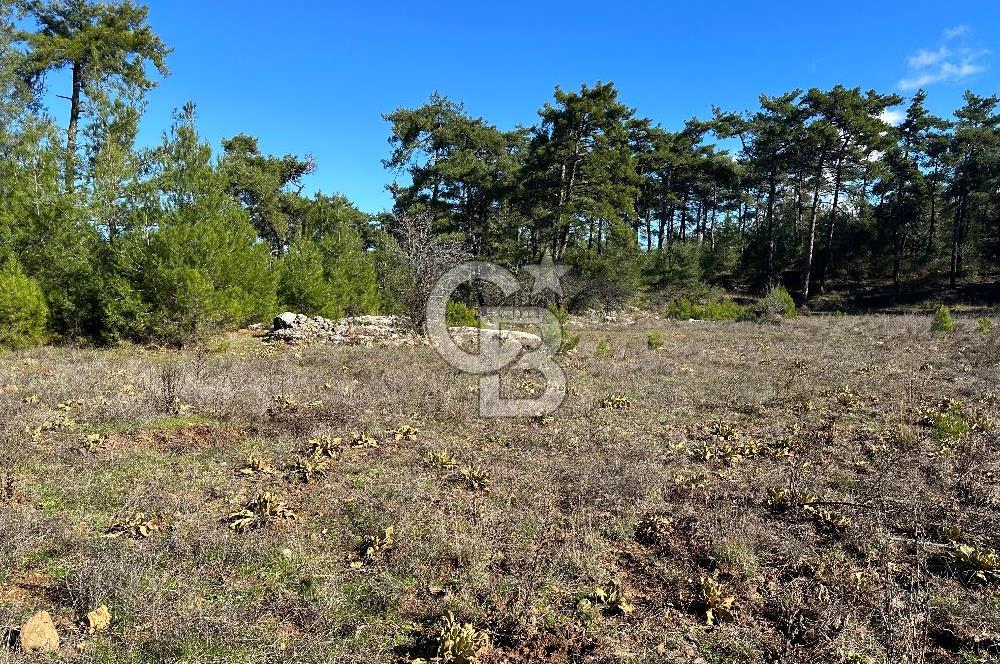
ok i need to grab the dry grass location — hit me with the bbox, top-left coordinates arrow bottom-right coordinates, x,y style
0,314 -> 998,663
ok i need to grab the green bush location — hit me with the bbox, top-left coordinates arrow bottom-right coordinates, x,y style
278,226 -> 381,320
595,339 -> 610,358
0,259 -> 49,349
138,214 -> 277,346
931,305 -> 955,333
741,286 -> 797,323
978,318 -> 994,335
767,286 -> 797,319
702,299 -> 746,321
446,300 -> 480,327
320,223 -> 380,317
666,297 -> 700,320
930,406 -> 969,440
647,332 -> 663,350
278,236 -> 335,317
666,296 -> 746,321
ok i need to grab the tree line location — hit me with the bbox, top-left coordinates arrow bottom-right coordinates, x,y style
384,83 -> 999,303
1,0 -> 998,349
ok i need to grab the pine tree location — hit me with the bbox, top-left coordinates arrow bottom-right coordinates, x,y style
129,105 -> 277,346
16,0 -> 169,192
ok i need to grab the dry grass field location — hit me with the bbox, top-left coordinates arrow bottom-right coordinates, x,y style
1,314 -> 998,663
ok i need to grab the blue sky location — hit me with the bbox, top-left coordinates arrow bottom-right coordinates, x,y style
33,0 -> 1000,212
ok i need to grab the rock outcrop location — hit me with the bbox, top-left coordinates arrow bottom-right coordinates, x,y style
262,313 -> 545,350
263,314 -> 419,346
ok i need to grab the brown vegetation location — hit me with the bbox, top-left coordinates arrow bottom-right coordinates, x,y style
0,314 -> 998,663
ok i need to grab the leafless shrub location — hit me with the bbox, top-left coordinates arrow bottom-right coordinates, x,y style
390,212 -> 469,329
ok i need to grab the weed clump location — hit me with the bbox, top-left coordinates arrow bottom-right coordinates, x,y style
922,399 -> 970,440
699,576 -> 735,624
228,492 -> 297,532
952,543 -> 999,583
647,332 -> 663,350
414,612 -> 488,664
590,580 -> 635,616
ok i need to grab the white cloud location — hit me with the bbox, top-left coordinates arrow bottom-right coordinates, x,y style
879,109 -> 905,126
907,47 -> 950,69
943,25 -> 971,40
898,54 -> 988,89
897,28 -> 988,90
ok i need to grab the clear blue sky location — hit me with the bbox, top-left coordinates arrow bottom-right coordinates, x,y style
41,0 -> 1000,212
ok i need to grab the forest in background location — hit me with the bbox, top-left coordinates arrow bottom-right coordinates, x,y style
1,0 -> 999,348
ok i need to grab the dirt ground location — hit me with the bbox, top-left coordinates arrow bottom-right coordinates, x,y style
1,314 -> 998,663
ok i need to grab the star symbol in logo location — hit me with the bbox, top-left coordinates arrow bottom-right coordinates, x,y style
525,252 -> 570,297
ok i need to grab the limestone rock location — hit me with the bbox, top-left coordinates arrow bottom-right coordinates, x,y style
19,610 -> 59,653
264,314 -> 420,347
447,326 -> 543,349
273,312 -> 298,329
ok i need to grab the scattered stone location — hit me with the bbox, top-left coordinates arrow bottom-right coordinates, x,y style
19,610 -> 59,653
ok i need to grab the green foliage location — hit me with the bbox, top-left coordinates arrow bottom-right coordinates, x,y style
277,219 -> 382,320
126,107 -> 277,345
647,332 -> 663,350
0,259 -> 49,349
560,332 -> 581,354
703,299 -> 747,321
420,612 -> 488,664
663,241 -> 704,288
931,305 -> 955,333
926,401 -> 970,440
741,286 -> 797,323
666,296 -> 746,321
665,297 -> 699,320
220,134 -> 314,251
278,236 -> 334,317
767,286 -> 797,318
446,300 -> 479,327
139,219 -> 276,345
977,317 -> 993,335
565,245 -> 641,308
595,338 -> 610,358
546,303 -> 580,353
319,219 -> 380,318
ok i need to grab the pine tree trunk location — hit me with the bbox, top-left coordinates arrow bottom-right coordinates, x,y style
818,158 -> 843,294
679,190 -> 689,242
950,192 -> 964,288
765,171 -> 777,286
927,180 -> 937,256
65,61 -> 83,193
645,211 -> 652,253
801,152 -> 828,302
